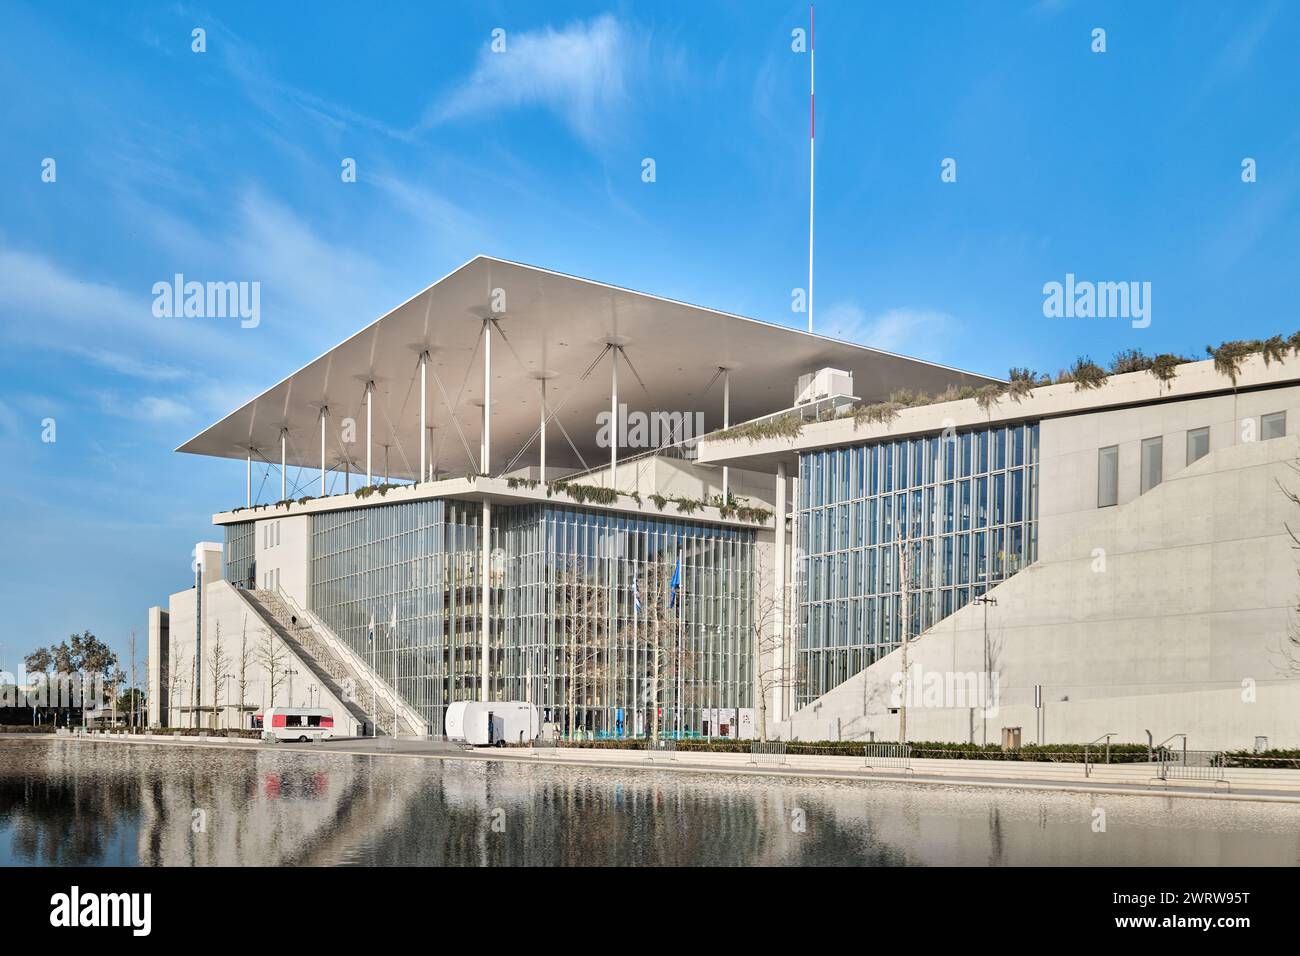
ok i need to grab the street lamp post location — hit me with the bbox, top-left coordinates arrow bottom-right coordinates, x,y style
973,593 -> 998,746
286,668 -> 299,708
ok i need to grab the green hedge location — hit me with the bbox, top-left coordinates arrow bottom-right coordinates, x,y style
551,738 -> 1158,762
0,725 -> 55,734
1223,749 -> 1300,769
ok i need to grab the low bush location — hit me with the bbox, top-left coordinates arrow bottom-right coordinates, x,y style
550,738 -> 1157,761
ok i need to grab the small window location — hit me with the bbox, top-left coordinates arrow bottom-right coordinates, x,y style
1097,446 -> 1119,508
1186,427 -> 1210,465
285,714 -> 304,727
1141,437 -> 1163,494
1262,411 -> 1286,440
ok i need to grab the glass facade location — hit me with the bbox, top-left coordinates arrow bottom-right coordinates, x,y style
305,498 -> 754,737
502,506 -> 754,739
223,521 -> 255,586
796,422 -> 1040,707
310,499 -> 488,733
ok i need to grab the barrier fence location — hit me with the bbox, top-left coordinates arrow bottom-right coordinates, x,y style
1158,749 -> 1227,784
749,740 -> 788,766
863,742 -> 913,772
646,738 -> 678,761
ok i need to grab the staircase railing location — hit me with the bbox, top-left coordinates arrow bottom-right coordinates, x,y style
273,586 -> 429,737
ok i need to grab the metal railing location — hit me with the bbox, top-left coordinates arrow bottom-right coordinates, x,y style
646,738 -> 678,761
863,742 -> 913,772
1158,748 -> 1227,784
1083,732 -> 1117,777
749,740 -> 788,766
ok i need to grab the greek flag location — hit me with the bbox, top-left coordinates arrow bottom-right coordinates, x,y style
367,612 -> 375,645
632,564 -> 642,613
669,551 -> 683,609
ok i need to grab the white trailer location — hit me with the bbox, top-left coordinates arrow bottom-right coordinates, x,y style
445,700 -> 540,746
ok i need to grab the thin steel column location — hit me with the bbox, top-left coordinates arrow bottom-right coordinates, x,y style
279,429 -> 287,501
480,500 -> 492,700
539,377 -> 547,479
609,347 -> 618,488
722,368 -> 731,500
365,381 -> 373,486
481,321 -> 491,475
245,449 -> 252,507
419,353 -> 427,483
319,408 -> 327,497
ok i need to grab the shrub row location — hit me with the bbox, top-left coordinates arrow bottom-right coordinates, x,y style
551,738 -> 1159,762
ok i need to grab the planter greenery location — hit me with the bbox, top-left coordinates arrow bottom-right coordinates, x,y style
714,413 -> 805,443
550,481 -> 619,506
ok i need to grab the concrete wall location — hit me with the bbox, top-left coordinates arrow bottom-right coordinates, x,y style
782,397 -> 1300,751
164,578 -> 362,735
252,513 -> 311,606
146,606 -> 168,726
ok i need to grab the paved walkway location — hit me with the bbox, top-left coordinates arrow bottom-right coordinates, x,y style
22,732 -> 1300,803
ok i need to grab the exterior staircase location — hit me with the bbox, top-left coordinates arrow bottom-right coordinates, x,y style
236,588 -> 427,736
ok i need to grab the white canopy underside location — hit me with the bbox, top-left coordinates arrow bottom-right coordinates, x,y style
177,256 -> 999,481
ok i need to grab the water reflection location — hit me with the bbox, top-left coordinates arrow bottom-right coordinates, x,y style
1,739 -> 1297,866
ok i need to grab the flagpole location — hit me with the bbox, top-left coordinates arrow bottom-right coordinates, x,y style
808,2 -> 815,335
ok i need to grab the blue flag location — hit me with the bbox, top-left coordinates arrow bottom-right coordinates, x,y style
669,551 -> 682,608
632,564 -> 642,613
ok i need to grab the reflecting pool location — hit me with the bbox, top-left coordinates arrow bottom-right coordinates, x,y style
2,738 -> 1298,866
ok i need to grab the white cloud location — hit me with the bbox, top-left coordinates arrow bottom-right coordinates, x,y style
91,390 -> 191,423
821,302 -> 957,356
427,15 -> 630,144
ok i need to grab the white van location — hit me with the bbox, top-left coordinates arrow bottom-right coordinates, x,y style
445,701 -> 539,747
260,707 -> 336,743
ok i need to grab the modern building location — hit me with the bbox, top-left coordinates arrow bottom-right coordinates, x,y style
147,256 -> 1300,750
146,256 -> 993,738
701,351 -> 1300,750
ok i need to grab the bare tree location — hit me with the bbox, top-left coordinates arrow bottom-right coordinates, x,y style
167,646 -> 187,730
108,667 -> 125,727
557,561 -> 606,739
258,626 -> 286,709
127,629 -> 137,730
752,553 -> 790,742
236,615 -> 253,730
207,622 -> 229,730
637,552 -> 677,744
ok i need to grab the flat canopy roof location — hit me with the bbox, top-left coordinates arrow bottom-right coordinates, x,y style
177,256 -> 998,481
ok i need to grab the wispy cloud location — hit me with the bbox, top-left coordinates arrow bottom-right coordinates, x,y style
91,390 -> 192,423
821,302 -> 958,357
425,15 -> 631,145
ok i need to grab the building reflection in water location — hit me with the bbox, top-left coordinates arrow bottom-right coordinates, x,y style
1,740 -> 1298,867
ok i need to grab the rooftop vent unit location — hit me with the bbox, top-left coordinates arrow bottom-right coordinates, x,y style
795,368 -> 854,406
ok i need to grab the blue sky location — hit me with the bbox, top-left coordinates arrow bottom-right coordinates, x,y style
1,0 -> 1297,669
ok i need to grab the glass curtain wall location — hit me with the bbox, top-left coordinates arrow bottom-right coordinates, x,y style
796,422 -> 1040,707
309,499 -> 490,733
223,521 -> 255,587
502,505 -> 754,739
